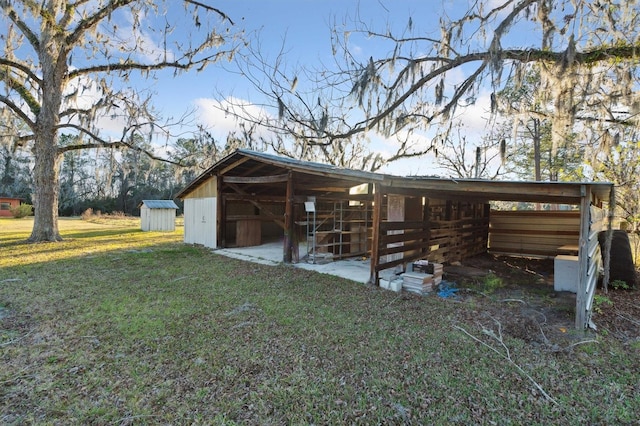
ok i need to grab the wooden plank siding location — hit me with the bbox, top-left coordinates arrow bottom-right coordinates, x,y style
489,210 -> 581,257
374,200 -> 489,272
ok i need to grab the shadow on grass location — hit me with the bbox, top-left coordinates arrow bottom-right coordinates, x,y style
0,228 -> 183,268
61,228 -> 144,239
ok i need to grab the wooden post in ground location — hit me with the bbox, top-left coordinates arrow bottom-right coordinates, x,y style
283,172 -> 294,263
575,185 -> 590,330
369,184 -> 383,285
217,174 -> 225,248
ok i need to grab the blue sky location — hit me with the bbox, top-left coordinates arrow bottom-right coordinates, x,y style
1,1 -> 502,175
144,0 -> 499,175
153,1 -> 443,119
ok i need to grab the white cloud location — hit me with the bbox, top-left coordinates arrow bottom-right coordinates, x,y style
193,96 -> 276,140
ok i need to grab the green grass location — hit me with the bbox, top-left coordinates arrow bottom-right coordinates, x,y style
1,217 -> 639,424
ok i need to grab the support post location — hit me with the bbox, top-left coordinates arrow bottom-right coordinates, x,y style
369,184 -> 383,285
422,196 -> 430,257
217,174 -> 225,248
575,185 -> 591,330
283,172 -> 294,263
602,185 -> 616,292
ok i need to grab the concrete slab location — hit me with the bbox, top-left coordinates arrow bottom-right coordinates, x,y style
214,240 -> 372,284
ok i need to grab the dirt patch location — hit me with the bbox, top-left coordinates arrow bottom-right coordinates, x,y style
442,254 -> 640,349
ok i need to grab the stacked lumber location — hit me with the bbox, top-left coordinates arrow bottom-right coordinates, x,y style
427,262 -> 444,286
401,272 -> 434,294
413,261 -> 444,287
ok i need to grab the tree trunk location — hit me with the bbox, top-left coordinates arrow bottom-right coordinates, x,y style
29,28 -> 66,242
532,118 -> 541,182
29,131 -> 62,242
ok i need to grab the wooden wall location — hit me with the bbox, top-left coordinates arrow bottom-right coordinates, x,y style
183,178 -> 217,199
375,198 -> 490,272
225,200 -> 285,245
489,210 -> 580,257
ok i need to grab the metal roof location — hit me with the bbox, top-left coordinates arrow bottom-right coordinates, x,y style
140,200 -> 179,209
176,149 -> 613,205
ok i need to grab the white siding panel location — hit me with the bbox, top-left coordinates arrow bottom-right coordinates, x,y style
141,207 -> 175,231
152,209 -> 175,231
184,197 -> 216,248
141,206 -> 151,231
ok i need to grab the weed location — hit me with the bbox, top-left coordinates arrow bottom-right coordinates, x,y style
611,280 -> 630,290
593,294 -> 613,313
481,272 -> 504,294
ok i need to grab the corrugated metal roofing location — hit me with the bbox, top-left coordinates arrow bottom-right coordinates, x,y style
176,149 -> 614,205
140,200 -> 178,209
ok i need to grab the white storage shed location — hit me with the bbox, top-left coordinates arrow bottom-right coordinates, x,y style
139,200 -> 179,232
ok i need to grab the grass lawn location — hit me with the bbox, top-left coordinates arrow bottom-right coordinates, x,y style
1,217 -> 638,424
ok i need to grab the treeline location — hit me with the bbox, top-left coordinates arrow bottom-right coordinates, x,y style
0,133 -> 245,217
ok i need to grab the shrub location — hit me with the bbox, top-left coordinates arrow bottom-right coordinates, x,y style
10,204 -> 33,218
81,208 -> 94,220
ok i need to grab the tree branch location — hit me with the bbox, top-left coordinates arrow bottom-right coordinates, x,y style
65,0 -> 136,46
67,49 -> 235,80
0,58 -> 43,87
0,68 -> 41,116
454,322 -> 558,405
0,94 -> 36,130
0,1 -> 40,50
184,0 -> 235,25
322,42 -> 640,142
56,124 -> 185,166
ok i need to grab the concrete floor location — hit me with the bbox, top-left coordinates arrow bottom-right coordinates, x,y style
214,240 -> 372,284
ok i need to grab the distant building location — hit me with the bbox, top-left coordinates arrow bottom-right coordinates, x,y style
139,200 -> 179,232
0,197 -> 23,217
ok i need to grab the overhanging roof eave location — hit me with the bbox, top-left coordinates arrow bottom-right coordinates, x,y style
382,177 -> 613,204
176,150 -> 614,204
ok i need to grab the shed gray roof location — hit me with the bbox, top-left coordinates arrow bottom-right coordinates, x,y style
140,200 -> 178,209
176,149 -> 614,205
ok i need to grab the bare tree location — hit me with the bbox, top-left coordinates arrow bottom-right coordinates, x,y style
224,0 -> 640,173
0,0 -> 237,241
435,125 -> 507,179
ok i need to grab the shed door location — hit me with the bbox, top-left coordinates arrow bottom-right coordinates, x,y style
184,197 -> 216,248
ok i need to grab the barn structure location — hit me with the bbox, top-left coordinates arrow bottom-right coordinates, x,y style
139,200 -> 179,232
176,149 -> 615,329
0,197 -> 23,217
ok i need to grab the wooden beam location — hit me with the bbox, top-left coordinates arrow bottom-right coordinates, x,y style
217,175 -> 224,248
226,183 -> 285,229
219,157 -> 250,175
220,196 -> 227,248
223,173 -> 290,184
283,172 -> 294,263
376,250 -> 426,272
369,184 -> 383,285
378,240 -> 429,256
422,197 -> 430,257
225,194 -> 286,203
226,215 -> 283,221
